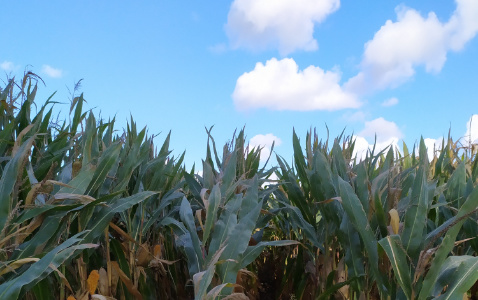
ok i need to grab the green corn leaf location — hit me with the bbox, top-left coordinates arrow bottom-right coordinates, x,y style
0,136 -> 35,230
70,94 -> 84,135
0,232 -> 95,299
85,141 -> 122,195
141,191 -> 184,235
220,151 -> 237,196
434,256 -> 478,300
317,275 -> 364,300
207,194 -> 241,262
276,155 -> 314,226
331,139 -> 347,179
338,177 -> 387,295
218,177 -> 262,284
83,191 -> 157,243
273,190 -> 321,249
203,184 -> 221,243
184,172 -> 203,202
378,235 -> 412,299
179,197 -> 204,271
193,246 -> 227,300
418,184 -> 478,300
338,215 -> 365,291
354,163 -> 370,213
292,129 -> 310,196
401,137 -> 429,261
81,112 -> 99,168
240,240 -> 299,268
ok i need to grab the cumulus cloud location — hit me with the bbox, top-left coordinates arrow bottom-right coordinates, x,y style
249,133 -> 282,161
225,0 -> 340,55
359,117 -> 403,143
381,97 -> 399,107
464,114 -> 478,146
1,61 -> 16,72
352,117 -> 403,160
42,65 -> 63,78
233,58 -> 359,111
424,137 -> 444,159
346,0 -> 478,94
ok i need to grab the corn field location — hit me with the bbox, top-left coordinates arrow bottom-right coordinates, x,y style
1,73 -> 477,299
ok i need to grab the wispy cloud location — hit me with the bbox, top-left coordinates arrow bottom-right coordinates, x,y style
226,0 -> 340,55
381,97 -> 399,107
208,43 -> 227,54
346,0 -> 478,94
343,111 -> 367,122
42,65 -> 63,78
233,58 -> 360,111
1,61 -> 16,72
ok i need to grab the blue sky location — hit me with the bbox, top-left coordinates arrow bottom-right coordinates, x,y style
2,0 -> 478,168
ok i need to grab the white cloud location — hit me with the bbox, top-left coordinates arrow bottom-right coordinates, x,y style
359,117 -> 403,143
1,61 -> 16,72
225,0 -> 340,55
249,133 -> 282,161
351,117 -> 403,160
424,137 -> 444,159
346,0 -> 478,94
233,58 -> 360,111
381,97 -> 399,107
464,114 -> 478,146
351,135 -> 401,161
42,65 -> 63,78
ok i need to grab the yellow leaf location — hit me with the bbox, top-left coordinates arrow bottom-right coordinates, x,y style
0,258 -> 40,276
389,209 -> 400,235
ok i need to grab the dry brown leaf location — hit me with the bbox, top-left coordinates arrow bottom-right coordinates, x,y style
48,263 -> 74,293
111,261 -> 143,300
193,270 -> 206,297
136,243 -> 152,267
0,226 -> 29,249
98,267 -> 109,296
196,209 -> 205,233
318,197 -> 342,204
15,214 -> 45,244
24,183 -> 43,206
11,124 -> 34,157
414,247 -> 437,284
223,293 -> 250,300
110,262 -> 120,297
52,193 -> 96,204
109,222 -> 136,244
46,180 -> 74,189
200,188 -> 210,209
